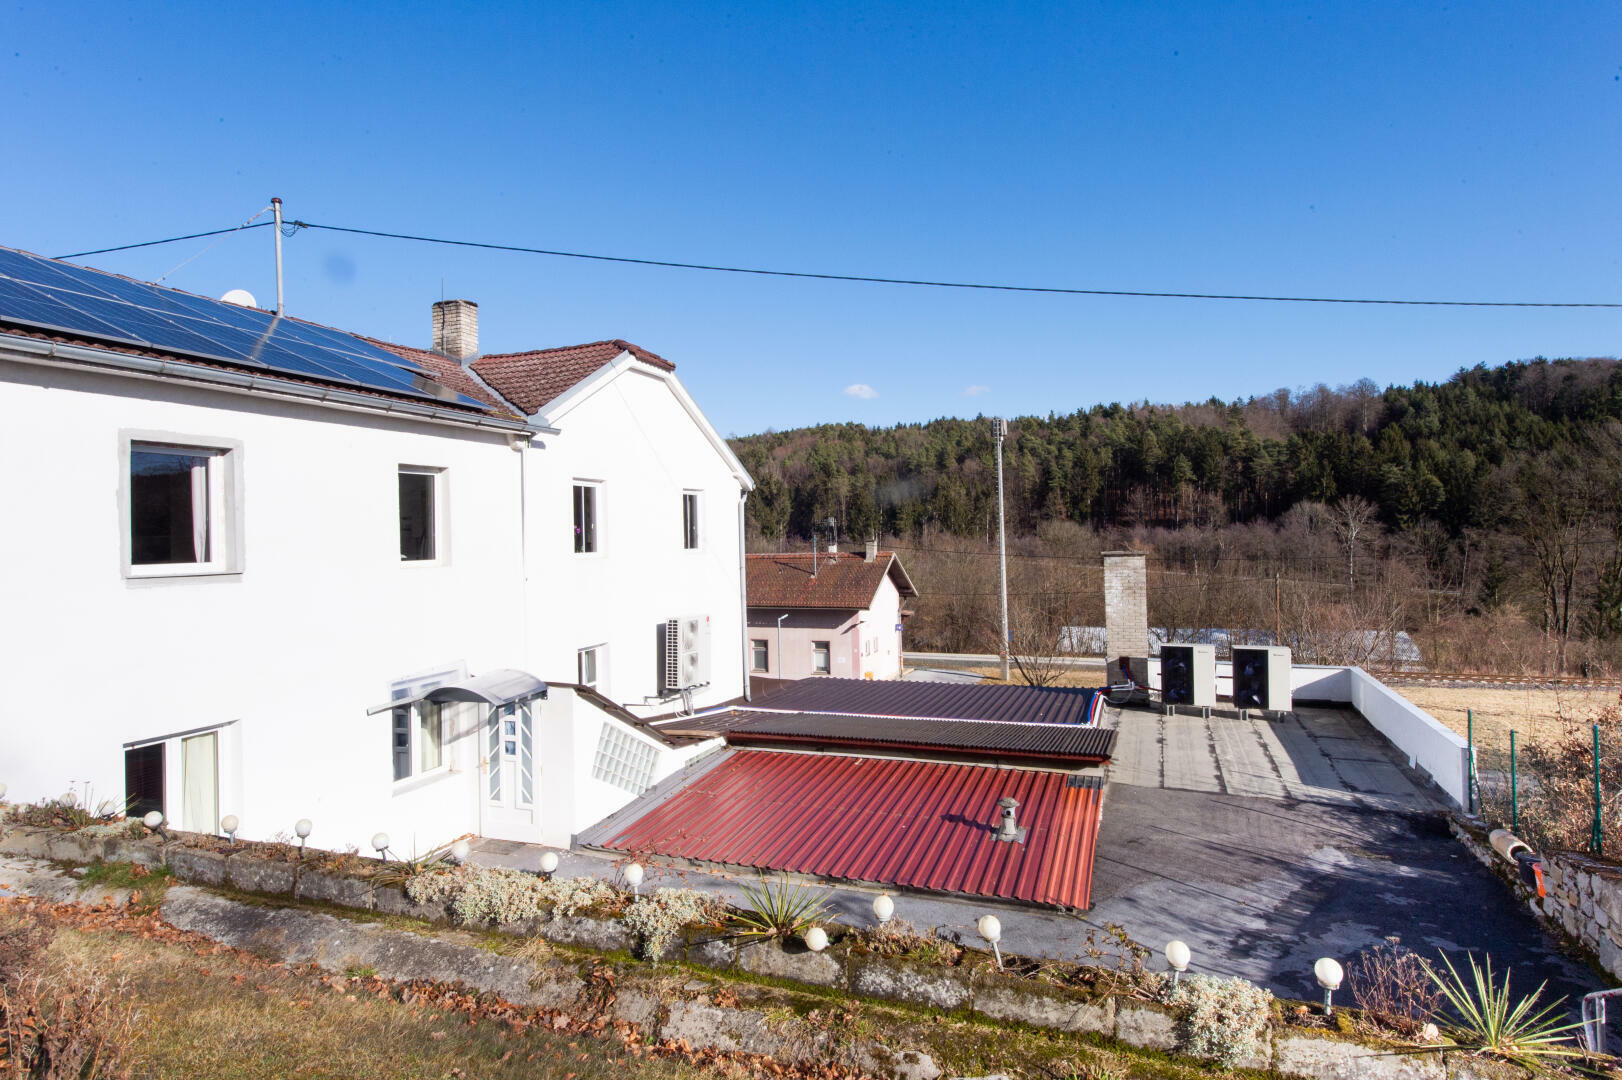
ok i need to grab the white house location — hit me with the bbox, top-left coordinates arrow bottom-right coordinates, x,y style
0,246 -> 750,854
745,545 -> 918,681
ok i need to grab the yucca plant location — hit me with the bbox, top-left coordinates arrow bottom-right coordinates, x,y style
1424,952 -> 1585,1070
727,877 -> 832,940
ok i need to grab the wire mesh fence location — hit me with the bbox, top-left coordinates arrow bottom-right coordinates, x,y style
1472,702 -> 1622,859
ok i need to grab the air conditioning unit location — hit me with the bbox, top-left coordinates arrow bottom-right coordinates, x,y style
1232,645 -> 1292,713
1160,644 -> 1216,710
661,614 -> 711,694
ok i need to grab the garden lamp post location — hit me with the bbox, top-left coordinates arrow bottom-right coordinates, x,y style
804,926 -> 829,953
538,850 -> 560,876
294,819 -> 312,858
624,862 -> 644,897
450,839 -> 472,865
1315,958 -> 1343,1016
978,914 -> 1003,970
221,814 -> 239,845
873,893 -> 894,925
1165,940 -> 1191,987
371,832 -> 391,861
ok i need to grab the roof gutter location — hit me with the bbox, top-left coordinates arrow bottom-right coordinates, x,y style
2,335 -> 540,436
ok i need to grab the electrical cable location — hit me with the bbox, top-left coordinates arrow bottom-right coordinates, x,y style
56,222 -> 273,260
52,215 -> 1622,306
289,221 -> 1622,308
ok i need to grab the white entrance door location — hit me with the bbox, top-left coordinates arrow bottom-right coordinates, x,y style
483,703 -> 536,841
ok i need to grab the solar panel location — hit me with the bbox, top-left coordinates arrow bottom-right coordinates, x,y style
0,247 -> 489,410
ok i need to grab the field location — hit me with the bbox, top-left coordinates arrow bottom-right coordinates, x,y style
1394,685 -> 1621,769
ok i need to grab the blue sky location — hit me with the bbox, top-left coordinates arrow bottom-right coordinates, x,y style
3,1 -> 1618,435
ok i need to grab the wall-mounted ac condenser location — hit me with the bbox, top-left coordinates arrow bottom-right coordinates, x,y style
661,614 -> 712,693
1160,643 -> 1216,708
1231,645 -> 1292,713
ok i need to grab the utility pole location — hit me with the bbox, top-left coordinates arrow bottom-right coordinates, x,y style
993,418 -> 1010,682
270,196 -> 285,316
1275,571 -> 1282,646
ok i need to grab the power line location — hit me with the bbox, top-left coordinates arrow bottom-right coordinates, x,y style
56,222 -> 273,260
290,221 -> 1622,308
64,216 -> 1618,308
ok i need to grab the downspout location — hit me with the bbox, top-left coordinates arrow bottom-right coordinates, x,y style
739,487 -> 752,702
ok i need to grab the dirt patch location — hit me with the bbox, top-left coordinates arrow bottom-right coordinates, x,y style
1394,685 -> 1622,768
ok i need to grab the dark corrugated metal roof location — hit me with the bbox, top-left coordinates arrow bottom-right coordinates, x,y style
594,748 -> 1103,909
667,710 -> 1114,763
750,677 -> 1101,725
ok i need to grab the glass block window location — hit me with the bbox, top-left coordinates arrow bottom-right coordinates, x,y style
592,723 -> 657,795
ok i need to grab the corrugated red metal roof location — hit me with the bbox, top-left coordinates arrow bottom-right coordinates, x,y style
596,749 -> 1103,909
747,551 -> 919,609
750,677 -> 1100,725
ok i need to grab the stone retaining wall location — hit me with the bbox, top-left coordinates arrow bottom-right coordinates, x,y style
1450,815 -> 1622,983
0,821 -> 1531,1079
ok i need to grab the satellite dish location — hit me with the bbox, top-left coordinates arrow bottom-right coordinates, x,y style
220,288 -> 258,308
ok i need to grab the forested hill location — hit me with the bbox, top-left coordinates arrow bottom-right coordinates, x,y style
729,357 -> 1622,542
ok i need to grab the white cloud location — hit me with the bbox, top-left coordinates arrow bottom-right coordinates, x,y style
962,385 -> 990,397
843,383 -> 879,399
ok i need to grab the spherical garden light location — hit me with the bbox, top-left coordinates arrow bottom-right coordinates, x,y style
804,926 -> 829,953
977,914 -> 1004,970
142,810 -> 165,835
1165,940 -> 1192,987
623,862 -> 645,897
59,791 -> 77,809
450,839 -> 472,865
371,832 -> 391,861
538,850 -> 560,876
221,814 -> 239,845
294,819 -> 313,858
1315,957 -> 1344,1016
872,893 -> 894,925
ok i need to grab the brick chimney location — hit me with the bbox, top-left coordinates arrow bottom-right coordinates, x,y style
1102,551 -> 1149,663
432,299 -> 478,361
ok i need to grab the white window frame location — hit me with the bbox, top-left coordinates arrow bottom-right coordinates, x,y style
682,490 -> 701,550
812,640 -> 831,674
578,644 -> 606,690
573,481 -> 601,554
398,465 -> 448,565
120,431 -> 244,579
751,638 -> 769,672
389,664 -> 462,789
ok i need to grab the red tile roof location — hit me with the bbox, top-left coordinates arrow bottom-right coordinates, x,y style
594,749 -> 1103,909
747,551 -> 918,610
469,339 -> 674,416
365,337 -> 518,416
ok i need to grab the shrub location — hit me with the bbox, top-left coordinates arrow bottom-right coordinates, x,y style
405,867 -> 621,926
1168,973 -> 1273,1069
1348,939 -> 1442,1032
859,919 -> 962,967
1073,923 -> 1161,999
0,908 -> 138,1078
726,878 -> 831,941
621,888 -> 724,961
1426,952 -> 1582,1068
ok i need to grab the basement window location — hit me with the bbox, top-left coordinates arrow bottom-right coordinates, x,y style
592,724 -> 657,795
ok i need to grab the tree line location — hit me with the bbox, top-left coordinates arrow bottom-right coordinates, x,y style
732,357 -> 1622,674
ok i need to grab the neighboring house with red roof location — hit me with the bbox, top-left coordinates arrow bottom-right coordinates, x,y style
746,545 -> 918,681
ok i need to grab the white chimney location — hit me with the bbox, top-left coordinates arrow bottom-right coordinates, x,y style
865,539 -> 879,561
432,299 -> 478,362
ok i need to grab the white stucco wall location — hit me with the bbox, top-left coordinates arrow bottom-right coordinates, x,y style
0,346 -> 750,855
525,363 -> 748,714
0,359 -> 526,855
857,575 -> 904,680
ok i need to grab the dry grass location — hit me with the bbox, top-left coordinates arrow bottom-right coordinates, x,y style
43,924 -> 700,1080
1394,686 -> 1622,769
947,665 -> 1102,688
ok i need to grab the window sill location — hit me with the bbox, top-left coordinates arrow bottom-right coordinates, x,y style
125,563 -> 237,580
392,766 -> 456,796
